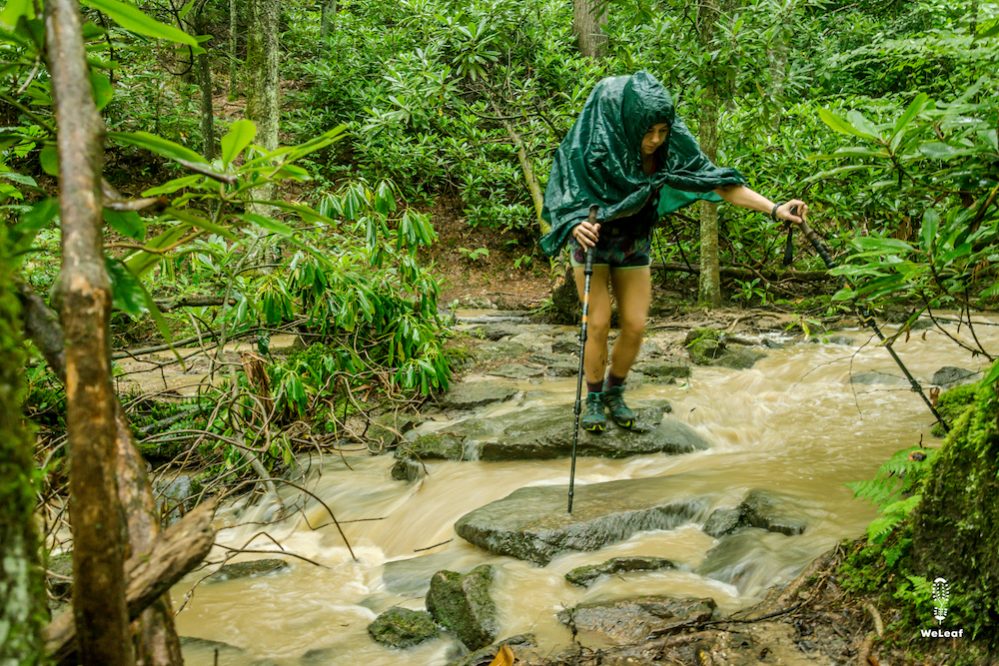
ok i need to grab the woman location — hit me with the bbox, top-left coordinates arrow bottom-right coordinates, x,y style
540,71 -> 807,433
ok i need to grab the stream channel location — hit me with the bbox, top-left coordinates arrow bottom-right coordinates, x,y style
170,311 -> 998,665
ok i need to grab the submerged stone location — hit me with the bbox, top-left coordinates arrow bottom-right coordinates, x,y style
206,558 -> 289,583
455,476 -> 712,564
849,371 -> 908,386
641,361 -> 692,381
426,564 -> 499,650
367,607 -> 439,648
558,596 -> 716,644
565,556 -> 676,587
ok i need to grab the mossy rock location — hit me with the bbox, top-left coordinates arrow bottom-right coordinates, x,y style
684,328 -> 764,369
367,607 -> 439,649
930,382 -> 978,437
565,556 -> 676,587
426,564 -> 499,650
911,371 -> 999,649
448,634 -> 537,666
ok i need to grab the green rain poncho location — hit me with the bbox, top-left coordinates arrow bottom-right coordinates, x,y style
539,71 -> 746,256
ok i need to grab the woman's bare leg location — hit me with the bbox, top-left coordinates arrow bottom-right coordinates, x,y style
574,265 -> 611,385
608,266 -> 652,379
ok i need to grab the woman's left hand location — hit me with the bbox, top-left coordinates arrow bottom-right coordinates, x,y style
777,200 -> 808,224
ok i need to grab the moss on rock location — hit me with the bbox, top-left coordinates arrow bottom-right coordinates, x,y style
366,607 -> 439,648
425,564 -> 498,650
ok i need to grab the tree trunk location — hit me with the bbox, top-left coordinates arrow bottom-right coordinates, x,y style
228,0 -> 239,100
572,0 -> 607,58
44,1 -> 133,664
320,0 -> 337,39
195,11 -> 215,160
0,232 -> 44,665
247,0 -> 280,152
696,0 -> 731,308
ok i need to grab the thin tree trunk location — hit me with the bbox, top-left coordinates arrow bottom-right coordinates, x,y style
491,102 -> 547,234
0,232 -> 44,664
44,1 -> 133,664
15,286 -> 185,666
320,0 -> 337,39
572,0 -> 607,58
195,10 -> 215,159
247,0 -> 279,152
696,0 -> 729,308
228,0 -> 239,99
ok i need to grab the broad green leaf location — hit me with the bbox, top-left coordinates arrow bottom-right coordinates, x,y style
82,0 -> 199,48
165,206 -> 236,239
0,0 -> 33,31
124,224 -> 191,275
892,93 -> 929,136
40,144 -> 59,177
256,200 -> 335,224
0,171 -> 36,187
239,212 -> 295,236
177,0 -> 197,20
847,110 -> 881,139
818,108 -> 877,140
142,174 -> 202,196
106,257 -> 147,317
220,119 -> 256,166
983,361 -> 999,385
104,209 -> 146,240
920,209 -> 938,251
90,71 -> 113,111
109,131 -> 207,164
918,142 -> 960,160
11,197 -> 57,251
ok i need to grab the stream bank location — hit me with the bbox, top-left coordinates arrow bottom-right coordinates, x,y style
157,306 -> 997,665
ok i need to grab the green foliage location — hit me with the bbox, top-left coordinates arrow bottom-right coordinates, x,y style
847,446 -> 935,544
929,383 -> 978,437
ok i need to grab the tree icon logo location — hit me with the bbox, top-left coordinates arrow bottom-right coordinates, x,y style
931,577 -> 950,624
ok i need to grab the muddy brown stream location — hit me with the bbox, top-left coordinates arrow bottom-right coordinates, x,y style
171,314 -> 998,665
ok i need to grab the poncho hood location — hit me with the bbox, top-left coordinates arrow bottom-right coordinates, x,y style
539,71 -> 746,256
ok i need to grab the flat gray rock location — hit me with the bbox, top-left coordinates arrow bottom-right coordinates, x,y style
206,559 -> 289,583
703,490 -> 807,538
454,476 -> 712,564
558,596 -> 716,644
849,371 -> 908,386
439,382 -> 518,410
397,405 -> 704,467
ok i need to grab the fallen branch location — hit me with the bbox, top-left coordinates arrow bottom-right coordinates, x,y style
654,261 -> 830,282
43,499 -> 217,663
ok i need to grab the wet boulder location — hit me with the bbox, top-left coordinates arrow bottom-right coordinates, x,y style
684,328 -> 765,370
931,366 -> 979,387
565,556 -> 676,587
849,371 -> 908,386
455,476 -> 712,564
367,607 -> 439,649
558,596 -> 716,644
641,361 -> 691,382
394,404 -> 704,473
426,565 -> 499,650
703,490 -> 807,538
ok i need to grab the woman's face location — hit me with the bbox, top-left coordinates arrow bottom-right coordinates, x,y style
641,123 -> 670,156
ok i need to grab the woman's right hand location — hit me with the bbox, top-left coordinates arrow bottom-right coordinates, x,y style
572,220 -> 601,249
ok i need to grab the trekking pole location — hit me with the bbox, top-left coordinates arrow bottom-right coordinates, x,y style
568,206 -> 598,514
794,212 -> 950,432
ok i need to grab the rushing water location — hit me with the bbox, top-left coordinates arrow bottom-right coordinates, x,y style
173,314 -> 998,665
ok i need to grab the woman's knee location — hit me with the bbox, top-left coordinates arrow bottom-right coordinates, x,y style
617,316 -> 647,341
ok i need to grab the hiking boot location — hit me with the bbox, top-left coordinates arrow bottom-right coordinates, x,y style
581,391 -> 607,433
602,385 -> 637,428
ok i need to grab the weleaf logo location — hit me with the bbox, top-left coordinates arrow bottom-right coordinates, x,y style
931,577 -> 950,624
